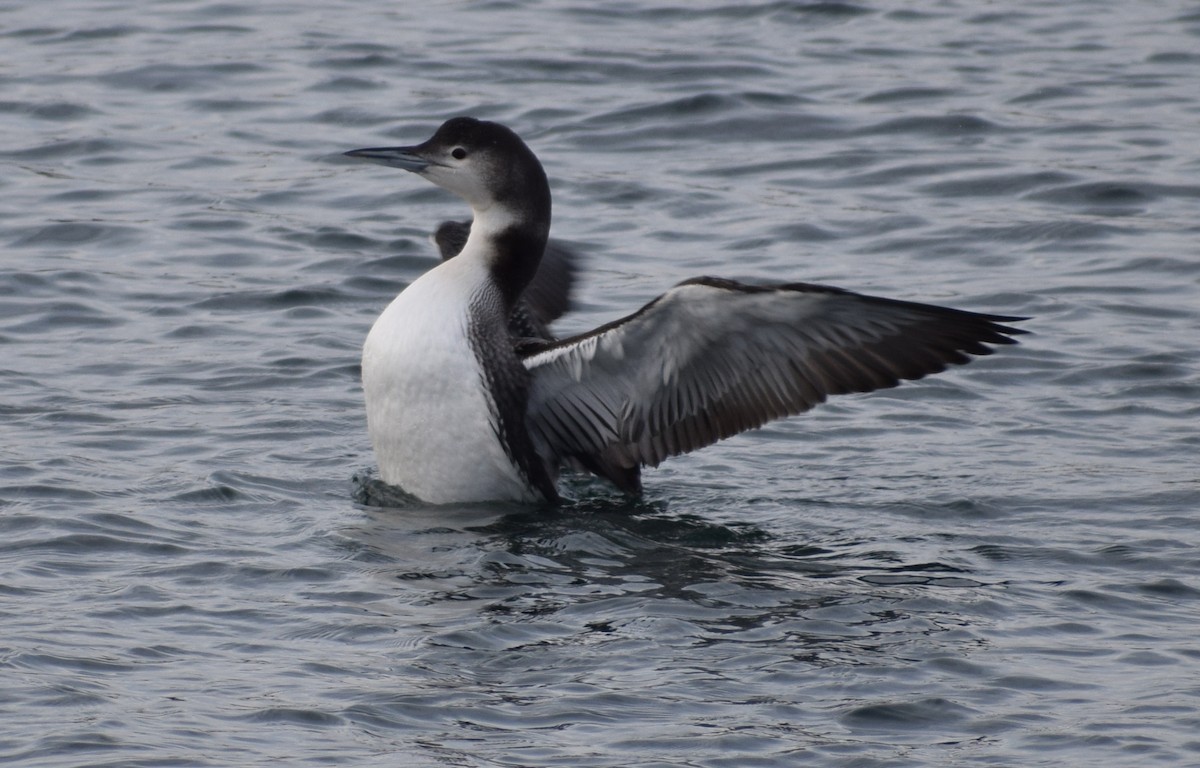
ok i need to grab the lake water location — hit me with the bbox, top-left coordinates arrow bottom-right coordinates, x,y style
3,1 -> 1199,766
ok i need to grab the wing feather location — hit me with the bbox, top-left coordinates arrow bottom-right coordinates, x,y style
522,277 -> 1026,480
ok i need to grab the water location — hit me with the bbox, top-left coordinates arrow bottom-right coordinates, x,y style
3,1 -> 1199,765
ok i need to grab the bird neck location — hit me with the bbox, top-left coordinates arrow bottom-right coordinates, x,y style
463,199 -> 550,312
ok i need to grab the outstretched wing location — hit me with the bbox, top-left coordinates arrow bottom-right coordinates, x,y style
521,277 -> 1026,490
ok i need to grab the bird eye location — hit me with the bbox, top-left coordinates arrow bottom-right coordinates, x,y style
451,147 -> 467,160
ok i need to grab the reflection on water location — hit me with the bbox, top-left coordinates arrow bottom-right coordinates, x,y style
350,474 -> 991,661
335,485 -> 1005,764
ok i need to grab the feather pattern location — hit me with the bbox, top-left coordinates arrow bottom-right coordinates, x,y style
522,277 -> 1025,489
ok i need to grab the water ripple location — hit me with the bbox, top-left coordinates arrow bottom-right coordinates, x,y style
2,1 -> 1199,767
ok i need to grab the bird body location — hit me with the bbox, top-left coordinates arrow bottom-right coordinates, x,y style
345,117 -> 1025,505
361,249 -> 542,503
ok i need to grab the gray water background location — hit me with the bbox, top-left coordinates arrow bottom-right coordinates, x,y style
3,1 -> 1199,766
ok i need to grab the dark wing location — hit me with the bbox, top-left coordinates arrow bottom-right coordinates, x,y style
521,277 -> 1026,491
432,220 -> 472,261
521,238 -> 579,326
434,220 -> 579,327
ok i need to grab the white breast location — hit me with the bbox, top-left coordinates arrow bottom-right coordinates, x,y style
361,256 -> 537,504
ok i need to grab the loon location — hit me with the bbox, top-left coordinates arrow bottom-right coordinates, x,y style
344,117 -> 1026,505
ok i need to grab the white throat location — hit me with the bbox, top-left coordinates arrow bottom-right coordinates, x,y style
459,203 -> 522,259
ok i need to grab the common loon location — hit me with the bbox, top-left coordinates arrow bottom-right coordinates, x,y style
345,117 -> 1026,505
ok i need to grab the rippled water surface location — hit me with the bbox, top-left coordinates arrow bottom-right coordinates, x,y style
3,1 -> 1199,766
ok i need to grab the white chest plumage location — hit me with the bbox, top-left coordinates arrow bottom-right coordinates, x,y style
361,256 -> 538,504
